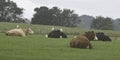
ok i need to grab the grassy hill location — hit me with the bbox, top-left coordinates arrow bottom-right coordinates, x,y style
0,22 -> 120,60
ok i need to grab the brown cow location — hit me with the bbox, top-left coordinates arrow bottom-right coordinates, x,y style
70,31 -> 96,49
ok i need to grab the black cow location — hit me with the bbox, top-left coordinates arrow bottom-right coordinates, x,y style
96,32 -> 112,41
47,30 -> 67,38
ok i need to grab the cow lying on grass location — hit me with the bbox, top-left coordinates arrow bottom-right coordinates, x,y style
47,30 -> 67,38
46,27 -> 67,38
96,32 -> 112,41
70,31 -> 96,49
5,28 -> 34,37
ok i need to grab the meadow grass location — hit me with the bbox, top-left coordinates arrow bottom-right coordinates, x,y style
0,33 -> 120,60
0,22 -> 120,60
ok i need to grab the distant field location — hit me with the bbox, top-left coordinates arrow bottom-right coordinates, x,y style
0,22 -> 120,36
0,22 -> 120,60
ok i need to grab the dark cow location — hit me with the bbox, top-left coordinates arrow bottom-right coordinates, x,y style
70,31 -> 96,49
96,32 -> 112,41
47,30 -> 67,38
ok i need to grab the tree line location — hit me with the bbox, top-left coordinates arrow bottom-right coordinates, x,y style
31,6 -> 79,27
0,0 -> 26,23
0,0 -> 118,30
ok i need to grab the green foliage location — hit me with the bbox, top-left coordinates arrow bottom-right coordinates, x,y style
31,6 -> 79,27
113,18 -> 120,30
31,6 -> 52,25
91,16 -> 114,30
0,0 -> 24,23
61,9 -> 79,27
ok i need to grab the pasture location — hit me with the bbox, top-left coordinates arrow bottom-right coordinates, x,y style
0,22 -> 120,60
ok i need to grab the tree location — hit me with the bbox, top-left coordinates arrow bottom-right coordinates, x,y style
113,18 -> 120,30
31,6 -> 79,27
60,9 -> 79,27
31,6 -> 52,25
49,7 -> 62,25
91,16 -> 114,30
0,0 -> 24,22
115,18 -> 120,24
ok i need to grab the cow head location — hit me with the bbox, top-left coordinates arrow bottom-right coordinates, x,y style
85,31 -> 96,41
27,28 -> 34,34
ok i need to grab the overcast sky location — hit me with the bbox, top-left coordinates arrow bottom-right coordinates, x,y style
11,0 -> 120,20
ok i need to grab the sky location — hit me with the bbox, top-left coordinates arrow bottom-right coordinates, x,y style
11,0 -> 120,20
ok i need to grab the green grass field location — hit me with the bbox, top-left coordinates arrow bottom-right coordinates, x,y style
0,22 -> 120,60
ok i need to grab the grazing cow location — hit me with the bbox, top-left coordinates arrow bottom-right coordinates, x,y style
96,32 -> 112,41
5,28 -> 34,37
47,30 -> 67,38
70,31 -> 96,49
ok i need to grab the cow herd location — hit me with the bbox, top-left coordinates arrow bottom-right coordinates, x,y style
5,25 -> 112,49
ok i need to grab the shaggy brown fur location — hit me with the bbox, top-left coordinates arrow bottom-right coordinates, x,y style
70,31 -> 95,49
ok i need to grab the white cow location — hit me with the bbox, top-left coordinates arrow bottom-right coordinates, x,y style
6,28 -> 34,37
